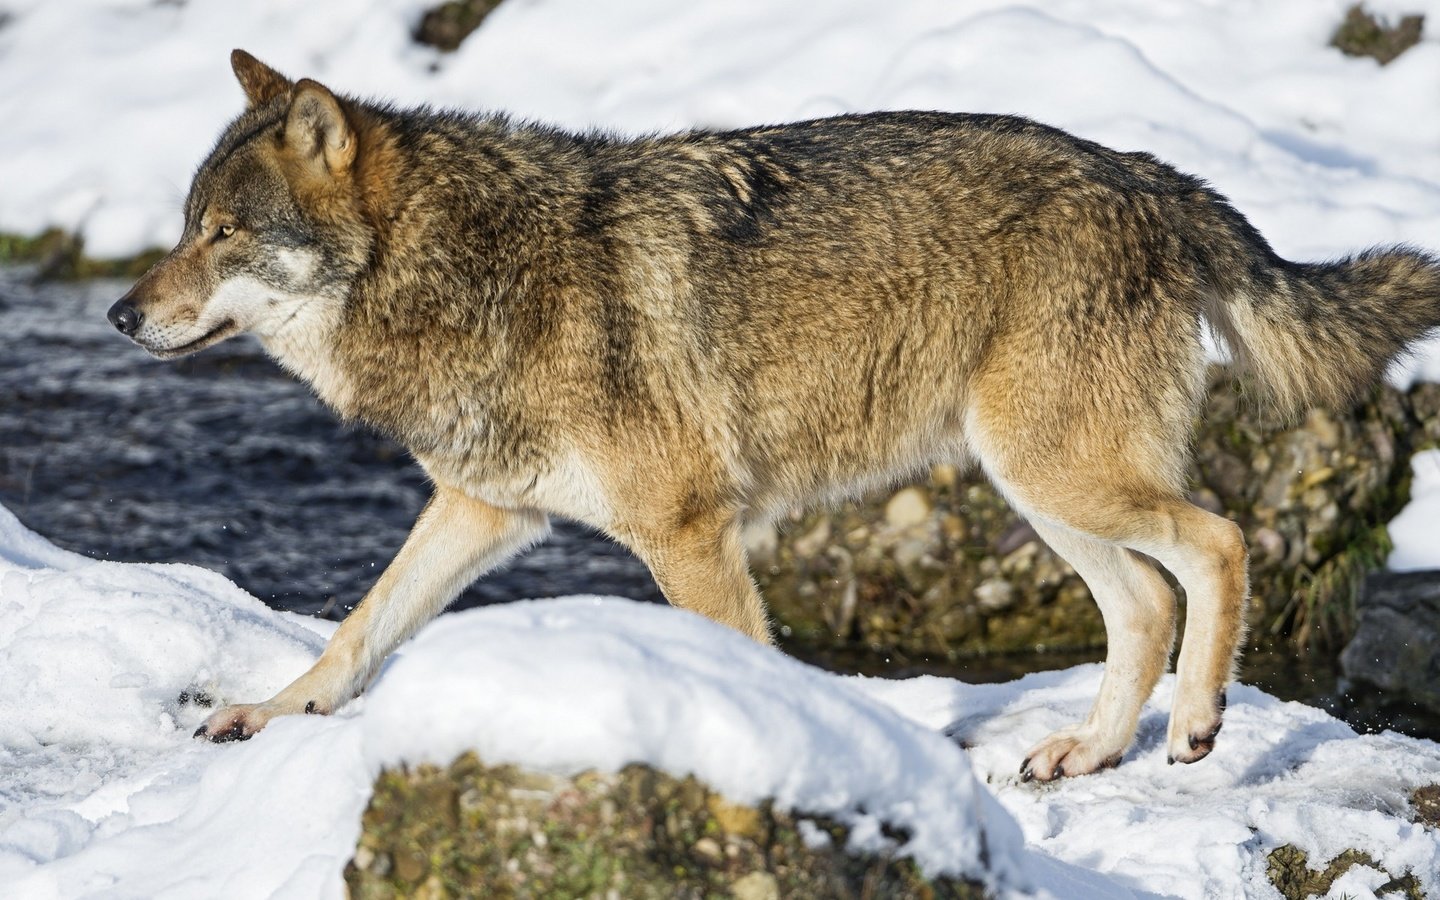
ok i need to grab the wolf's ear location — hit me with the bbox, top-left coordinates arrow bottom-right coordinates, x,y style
231,49 -> 292,109
283,79 -> 357,175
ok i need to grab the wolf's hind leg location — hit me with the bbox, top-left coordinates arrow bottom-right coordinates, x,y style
1001,488 -> 1247,772
1135,502 -> 1248,764
196,488 -> 549,742
1019,521 -> 1176,782
624,513 -> 772,645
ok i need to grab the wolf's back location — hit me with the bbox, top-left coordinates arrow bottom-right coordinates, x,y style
1190,193 -> 1440,416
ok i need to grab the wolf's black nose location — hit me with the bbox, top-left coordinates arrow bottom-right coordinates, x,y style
107,299 -> 142,336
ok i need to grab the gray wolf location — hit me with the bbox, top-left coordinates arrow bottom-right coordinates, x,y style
109,50 -> 1440,780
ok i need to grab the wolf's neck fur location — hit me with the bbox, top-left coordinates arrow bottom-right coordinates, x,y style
257,293 -> 354,413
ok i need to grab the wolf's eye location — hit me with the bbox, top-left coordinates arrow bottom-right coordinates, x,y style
215,224 -> 236,241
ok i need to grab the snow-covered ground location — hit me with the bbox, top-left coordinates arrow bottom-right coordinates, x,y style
4,502 -> 1440,899
1391,450 -> 1440,571
5,1 -> 1440,896
1,0 -> 1437,264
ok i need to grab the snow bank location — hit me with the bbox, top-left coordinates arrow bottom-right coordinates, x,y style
0,502 -> 356,898
4,499 -> 1440,898
360,600 -> 1026,883
862,670 -> 1440,897
1390,449 -> 1440,572
0,502 -> 1035,897
2,0 -> 1438,266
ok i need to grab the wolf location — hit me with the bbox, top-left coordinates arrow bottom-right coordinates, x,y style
109,50 -> 1440,780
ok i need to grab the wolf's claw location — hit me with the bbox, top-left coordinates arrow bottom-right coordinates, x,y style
1167,690 -> 1226,764
1021,725 -> 1129,782
210,723 -> 251,743
195,702 -> 273,743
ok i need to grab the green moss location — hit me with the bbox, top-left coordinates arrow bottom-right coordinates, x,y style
1331,5 -> 1424,65
1266,844 -> 1420,900
0,228 -> 164,280
1285,523 -> 1393,647
345,752 -> 989,899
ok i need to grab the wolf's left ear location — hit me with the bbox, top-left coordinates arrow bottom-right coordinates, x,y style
231,49 -> 292,109
284,79 -> 357,175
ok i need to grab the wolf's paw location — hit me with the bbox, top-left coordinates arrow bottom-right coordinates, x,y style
1019,726 -> 1125,783
193,703 -> 274,743
1166,689 -> 1226,765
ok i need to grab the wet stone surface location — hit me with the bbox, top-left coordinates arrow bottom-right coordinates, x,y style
0,268 -> 665,617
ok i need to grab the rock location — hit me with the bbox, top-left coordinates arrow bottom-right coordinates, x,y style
1340,571 -> 1440,712
732,871 -> 781,900
1266,844 -> 1420,900
884,486 -> 932,529
413,0 -> 504,53
344,753 -> 989,899
0,227 -> 164,281
791,519 -> 832,559
1331,4 -> 1424,66
1410,784 -> 1440,829
752,369 -> 1440,661
974,578 -> 1016,613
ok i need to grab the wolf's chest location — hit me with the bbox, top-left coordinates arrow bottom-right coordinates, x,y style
416,448 -> 615,530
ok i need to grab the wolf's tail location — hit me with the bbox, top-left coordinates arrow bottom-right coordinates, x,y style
1192,195 -> 1440,417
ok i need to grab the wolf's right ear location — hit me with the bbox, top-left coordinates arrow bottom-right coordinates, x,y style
231,49 -> 292,109
283,79 -> 357,176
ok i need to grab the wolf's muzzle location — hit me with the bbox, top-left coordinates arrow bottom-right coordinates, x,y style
107,298 -> 143,336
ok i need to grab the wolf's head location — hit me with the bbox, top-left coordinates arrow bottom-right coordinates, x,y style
108,51 -> 372,360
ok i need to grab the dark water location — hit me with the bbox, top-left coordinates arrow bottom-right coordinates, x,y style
0,268 -> 665,616
2,267 -> 1435,740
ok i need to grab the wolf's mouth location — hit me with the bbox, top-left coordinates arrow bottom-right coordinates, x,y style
144,319 -> 240,359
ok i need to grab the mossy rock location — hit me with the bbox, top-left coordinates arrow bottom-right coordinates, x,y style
0,228 -> 164,281
753,371 -> 1440,660
1410,784 -> 1440,829
1331,4 -> 1424,66
1266,844 -> 1420,899
413,0 -> 504,53
345,752 -> 989,899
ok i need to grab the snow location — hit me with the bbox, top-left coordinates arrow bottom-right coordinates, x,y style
359,599 -> 1026,884
4,498 -> 1440,898
5,0 -> 1440,896
0,501 -> 1037,897
1,0 -> 1438,265
1390,449 -> 1440,572
862,671 -> 1440,897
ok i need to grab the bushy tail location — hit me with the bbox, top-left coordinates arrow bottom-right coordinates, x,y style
1194,199 -> 1440,416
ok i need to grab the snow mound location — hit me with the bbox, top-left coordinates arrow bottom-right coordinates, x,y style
361,599 -> 1025,883
3,499 -> 1440,897
0,503 -> 1036,897
0,504 -> 349,897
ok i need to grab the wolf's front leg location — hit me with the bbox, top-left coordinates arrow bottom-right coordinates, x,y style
196,488 -> 549,742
